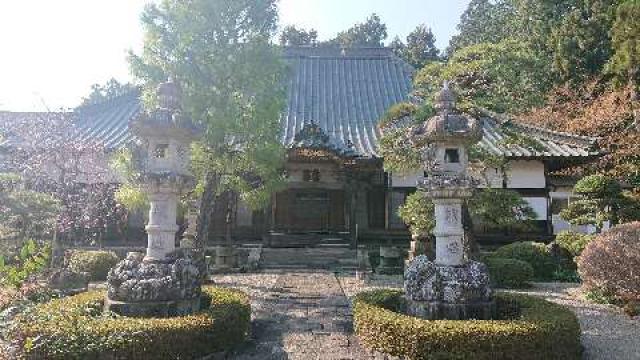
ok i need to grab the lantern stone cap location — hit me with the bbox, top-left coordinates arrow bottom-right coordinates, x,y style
410,82 -> 482,146
130,78 -> 201,140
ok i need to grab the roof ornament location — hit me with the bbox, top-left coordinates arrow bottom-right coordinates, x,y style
157,76 -> 181,111
435,80 -> 455,113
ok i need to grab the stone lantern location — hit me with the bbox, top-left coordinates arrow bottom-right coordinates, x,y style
105,79 -> 202,317
404,82 -> 495,320
131,79 -> 198,261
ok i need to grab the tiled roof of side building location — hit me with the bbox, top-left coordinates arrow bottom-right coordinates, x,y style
1,47 -> 600,162
74,91 -> 142,149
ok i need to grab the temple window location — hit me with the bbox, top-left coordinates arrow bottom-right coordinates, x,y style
303,169 -> 321,182
312,169 -> 320,182
444,148 -> 460,163
154,144 -> 169,158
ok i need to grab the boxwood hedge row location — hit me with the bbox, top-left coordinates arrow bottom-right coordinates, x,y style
353,289 -> 581,360
11,286 -> 251,360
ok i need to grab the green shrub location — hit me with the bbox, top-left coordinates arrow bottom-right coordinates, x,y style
578,222 -> 640,301
0,240 -> 50,289
484,257 -> 534,288
353,289 -> 581,360
11,286 -> 251,360
493,242 -> 557,280
66,250 -> 120,281
555,231 -> 594,257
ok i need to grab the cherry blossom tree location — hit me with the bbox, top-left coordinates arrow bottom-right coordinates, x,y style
0,112 -> 127,249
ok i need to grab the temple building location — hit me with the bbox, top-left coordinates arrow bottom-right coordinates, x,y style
0,47 -> 600,246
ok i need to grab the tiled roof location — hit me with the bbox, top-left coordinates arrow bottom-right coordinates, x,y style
281,47 -> 413,157
74,91 -> 142,149
479,112 -> 599,159
0,47 -> 599,162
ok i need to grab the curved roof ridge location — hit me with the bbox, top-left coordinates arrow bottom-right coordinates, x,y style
475,107 -> 598,147
74,87 -> 141,114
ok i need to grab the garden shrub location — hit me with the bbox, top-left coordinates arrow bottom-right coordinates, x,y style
66,250 -> 120,281
555,231 -> 594,258
578,222 -> 640,302
0,240 -> 50,289
493,242 -> 557,280
353,289 -> 581,360
0,287 -> 18,312
11,286 -> 251,360
484,257 -> 533,288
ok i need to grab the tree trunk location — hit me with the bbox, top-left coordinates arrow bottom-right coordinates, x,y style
196,172 -> 220,249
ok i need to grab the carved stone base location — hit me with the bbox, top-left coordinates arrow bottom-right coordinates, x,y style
104,297 -> 201,318
106,252 -> 201,317
404,255 -> 494,320
406,299 -> 496,320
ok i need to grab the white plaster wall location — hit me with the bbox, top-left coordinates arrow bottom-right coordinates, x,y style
506,161 -> 546,188
523,197 -> 547,220
390,171 -> 421,188
391,160 -> 546,190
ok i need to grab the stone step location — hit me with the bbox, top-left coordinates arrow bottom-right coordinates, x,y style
260,248 -> 358,269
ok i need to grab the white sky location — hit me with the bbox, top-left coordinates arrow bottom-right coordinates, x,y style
0,0 -> 468,112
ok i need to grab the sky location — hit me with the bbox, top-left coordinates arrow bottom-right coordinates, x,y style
0,0 -> 469,112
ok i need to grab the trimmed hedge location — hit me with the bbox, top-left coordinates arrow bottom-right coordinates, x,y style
493,242 -> 557,280
67,250 -> 120,281
555,231 -> 594,258
484,257 -> 534,288
11,286 -> 251,360
353,289 -> 581,360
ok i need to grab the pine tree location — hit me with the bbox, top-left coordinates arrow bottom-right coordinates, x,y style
402,25 -> 440,68
279,25 -> 318,47
608,0 -> 640,87
330,13 -> 388,47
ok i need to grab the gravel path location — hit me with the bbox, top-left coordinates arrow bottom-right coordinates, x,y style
508,283 -> 640,360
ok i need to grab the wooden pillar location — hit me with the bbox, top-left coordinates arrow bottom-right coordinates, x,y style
350,185 -> 358,249
269,194 -> 276,232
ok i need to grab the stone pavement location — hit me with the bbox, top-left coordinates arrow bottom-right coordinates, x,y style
213,271 -> 391,360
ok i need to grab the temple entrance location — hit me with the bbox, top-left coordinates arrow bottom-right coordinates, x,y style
274,189 -> 345,233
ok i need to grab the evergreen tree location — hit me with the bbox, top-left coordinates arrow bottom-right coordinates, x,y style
401,25 -> 440,68
447,0 -> 517,54
551,0 -> 620,83
560,174 -> 640,233
279,25 -> 318,47
390,36 -> 406,58
330,13 -> 388,47
607,0 -> 640,87
128,0 -> 288,243
415,39 -> 551,113
79,78 -> 137,108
